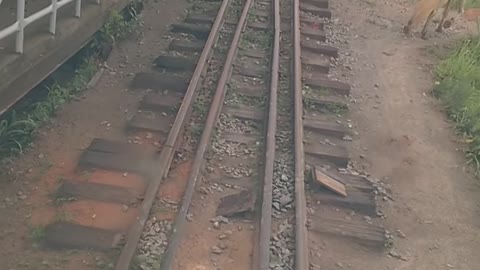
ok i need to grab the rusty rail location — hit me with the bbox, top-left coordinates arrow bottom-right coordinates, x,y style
158,0 -> 255,268
114,0 -> 231,268
292,0 -> 309,268
257,0 -> 280,268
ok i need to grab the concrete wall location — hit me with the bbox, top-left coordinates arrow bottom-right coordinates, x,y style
0,0 -> 131,115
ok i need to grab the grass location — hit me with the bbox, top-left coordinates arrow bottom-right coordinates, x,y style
242,29 -> 272,49
54,193 -> 77,206
463,0 -> 480,9
434,29 -> 480,173
303,98 -> 348,114
0,2 -> 142,161
0,58 -> 97,159
95,259 -> 114,270
225,89 -> 266,107
190,123 -> 204,138
55,210 -> 73,222
30,226 -> 46,245
302,85 -> 346,114
192,99 -> 209,117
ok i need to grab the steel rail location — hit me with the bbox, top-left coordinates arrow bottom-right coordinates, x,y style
114,0 -> 231,268
257,0 -> 280,267
292,0 -> 309,268
158,0 -> 256,268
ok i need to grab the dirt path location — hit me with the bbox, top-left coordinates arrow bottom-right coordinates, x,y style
330,0 -> 480,268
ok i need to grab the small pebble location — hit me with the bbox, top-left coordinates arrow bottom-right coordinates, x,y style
211,246 -> 223,254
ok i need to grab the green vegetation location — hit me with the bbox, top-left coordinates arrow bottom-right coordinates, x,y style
0,113 -> 36,155
303,98 -> 348,115
30,226 -> 46,244
434,32 -> 480,172
228,91 -> 266,106
242,29 -> 272,49
302,85 -> 347,114
461,0 -> 480,9
55,209 -> 73,222
0,2 -> 142,160
190,123 -> 204,138
95,258 -> 114,270
192,99 -> 209,117
54,193 -> 77,206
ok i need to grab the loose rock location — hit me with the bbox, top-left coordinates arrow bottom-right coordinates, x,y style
211,245 -> 223,254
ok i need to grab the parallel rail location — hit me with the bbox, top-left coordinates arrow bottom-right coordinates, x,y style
258,0 -> 280,267
0,0 -> 389,268
11,0 -> 249,269
292,0 -> 308,268
160,0 -> 266,270
114,0 -> 232,269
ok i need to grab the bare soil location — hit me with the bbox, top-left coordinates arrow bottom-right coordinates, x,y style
321,0 -> 480,269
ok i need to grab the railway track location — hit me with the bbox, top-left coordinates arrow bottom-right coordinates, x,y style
290,1 -> 389,269
39,0 -> 237,268
159,0 -> 279,268
26,0 -> 389,268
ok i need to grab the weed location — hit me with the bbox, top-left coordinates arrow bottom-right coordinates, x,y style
247,10 -> 258,23
193,101 -> 209,117
88,1 -> 143,59
302,85 -> 313,97
303,98 -> 348,114
54,195 -> 77,206
30,226 -> 46,244
458,0 -> 480,9
302,85 -> 346,114
0,2 -> 142,161
303,85 -> 334,97
239,36 -> 251,50
81,169 -> 92,178
0,113 -> 36,156
384,237 -> 394,249
225,90 -> 266,107
99,11 -> 139,44
55,210 -> 72,222
95,259 -> 114,270
436,39 -> 480,81
434,34 -> 480,173
191,123 -> 204,138
243,29 -> 272,48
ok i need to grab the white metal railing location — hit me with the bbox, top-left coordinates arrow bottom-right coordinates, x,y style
0,0 -> 100,54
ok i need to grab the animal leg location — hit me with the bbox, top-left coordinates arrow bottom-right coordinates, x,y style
403,19 -> 413,34
460,0 -> 465,14
421,10 -> 435,39
437,0 -> 451,32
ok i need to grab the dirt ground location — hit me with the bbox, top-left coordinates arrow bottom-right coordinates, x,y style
328,0 -> 480,269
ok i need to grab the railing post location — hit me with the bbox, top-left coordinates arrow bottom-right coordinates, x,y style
50,0 -> 58,34
75,0 -> 81,17
16,0 -> 26,53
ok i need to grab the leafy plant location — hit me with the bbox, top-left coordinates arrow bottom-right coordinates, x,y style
0,2 -> 143,161
0,112 -> 36,155
434,34 -> 480,173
